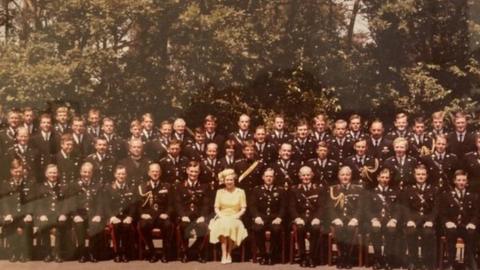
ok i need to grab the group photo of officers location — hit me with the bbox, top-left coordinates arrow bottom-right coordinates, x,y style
2,105 -> 480,270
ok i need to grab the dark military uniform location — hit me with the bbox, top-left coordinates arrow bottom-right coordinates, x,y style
383,155 -> 418,189
423,152 -> 458,190
199,158 -> 223,191
174,180 -> 210,260
268,130 -> 293,151
402,183 -> 438,268
29,131 -> 60,180
140,129 -> 158,144
270,159 -> 302,190
464,151 -> 480,193
54,123 -> 70,135
118,155 -> 152,191
234,158 -> 266,193
4,144 -> 40,183
291,137 -> 316,163
173,132 -> 194,148
35,181 -> 69,260
87,125 -> 101,139
219,156 -> 236,170
84,153 -> 117,188
249,184 -> 286,263
159,155 -> 188,185
145,137 -> 169,161
138,180 -> 174,261
1,178 -> 34,260
70,180 -> 105,261
204,132 -> 226,157
101,133 -> 127,161
366,137 -> 393,163
289,183 -> 326,265
72,133 -> 95,160
229,130 -> 254,158
105,182 -> 136,259
0,127 -> 17,157
55,150 -> 81,188
328,137 -> 355,166
183,143 -> 206,162
306,158 -> 338,186
309,131 -> 332,145
343,155 -> 379,189
439,188 -> 478,268
385,129 -> 412,143
407,133 -> 434,159
254,141 -> 277,164
446,131 -> 476,160
328,184 -> 363,267
346,131 -> 368,142
365,185 -> 400,268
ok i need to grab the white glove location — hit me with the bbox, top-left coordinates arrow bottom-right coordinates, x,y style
23,214 -> 32,222
92,216 -> 101,223
141,214 -> 152,220
4,214 -> 13,222
348,218 -> 359,227
73,216 -> 84,223
272,217 -> 282,225
160,213 -> 168,220
58,215 -> 67,222
332,218 -> 344,226
466,223 -> 476,230
254,217 -> 264,225
123,216 -> 132,224
406,221 -> 416,228
371,219 -> 381,228
294,218 -> 305,225
311,218 -> 321,226
423,221 -> 433,228
196,216 -> 205,223
39,215 -> 48,222
181,216 -> 191,223
387,219 -> 397,228
110,216 -> 121,224
445,222 -> 457,229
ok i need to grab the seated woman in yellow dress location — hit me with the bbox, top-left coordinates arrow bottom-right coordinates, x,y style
208,169 -> 248,264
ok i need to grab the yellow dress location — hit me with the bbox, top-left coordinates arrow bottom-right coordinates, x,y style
208,187 -> 248,246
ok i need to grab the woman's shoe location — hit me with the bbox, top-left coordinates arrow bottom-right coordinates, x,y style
226,254 -> 232,263
221,256 -> 227,264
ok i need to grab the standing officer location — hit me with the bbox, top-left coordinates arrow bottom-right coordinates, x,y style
249,168 -> 286,265
85,137 -> 117,188
270,142 -> 301,190
138,163 -> 174,263
234,140 -> 266,193
55,134 -> 81,188
71,162 -> 104,263
159,139 -> 189,185
439,170 -> 478,270
289,166 -> 326,267
328,166 -> 363,269
35,164 -> 68,262
365,168 -> 400,270
422,135 -> 458,190
105,165 -> 136,263
1,159 -> 34,262
343,139 -> 379,189
306,141 -> 338,186
402,164 -> 438,270
118,138 -> 152,190
383,137 -> 418,189
329,120 -> 355,165
175,161 -> 210,263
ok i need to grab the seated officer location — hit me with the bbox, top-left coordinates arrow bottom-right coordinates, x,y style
289,166 -> 326,267
35,164 -> 68,262
175,161 -> 210,263
249,168 -> 287,265
439,170 -> 478,270
138,163 -> 174,263
71,162 -> 104,263
328,166 -> 363,269
402,164 -> 437,270
1,159 -> 34,262
365,168 -> 400,270
105,165 -> 136,263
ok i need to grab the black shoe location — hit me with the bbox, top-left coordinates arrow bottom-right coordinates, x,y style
300,258 -> 308,267
121,254 -> 128,263
78,255 -> 87,263
345,261 -> 352,269
259,257 -> 267,265
267,257 -> 273,265
89,253 -> 98,263
113,255 -> 121,263
160,254 -> 168,263
198,254 -> 206,263
149,254 -> 158,263
19,254 -> 28,263
307,256 -> 315,268
181,254 -> 188,263
54,255 -> 63,263
373,262 -> 382,270
384,262 -> 392,270
43,254 -> 53,263
9,254 -> 17,262
336,261 -> 344,269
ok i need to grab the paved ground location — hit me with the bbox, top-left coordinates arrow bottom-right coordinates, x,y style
0,261 -> 349,269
